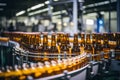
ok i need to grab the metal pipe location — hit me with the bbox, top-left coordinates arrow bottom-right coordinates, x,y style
117,0 -> 120,32
73,0 -> 78,33
48,0 -> 53,21
108,0 -> 111,32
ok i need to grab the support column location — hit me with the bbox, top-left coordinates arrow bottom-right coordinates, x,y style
73,0 -> 78,33
108,0 -> 111,33
48,0 -> 53,21
61,11 -> 64,31
117,0 -> 120,32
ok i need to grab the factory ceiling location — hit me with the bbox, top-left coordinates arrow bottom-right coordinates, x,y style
0,0 -> 117,18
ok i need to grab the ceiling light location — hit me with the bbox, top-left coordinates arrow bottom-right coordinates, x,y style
101,11 -> 105,15
45,1 -> 50,4
53,11 -> 61,15
86,19 -> 94,25
0,3 -> 7,6
31,3 -> 44,10
78,0 -> 84,2
16,10 -> 26,16
52,15 -> 61,19
52,10 -> 66,15
54,0 -> 59,1
27,3 -> 45,12
28,7 -> 53,16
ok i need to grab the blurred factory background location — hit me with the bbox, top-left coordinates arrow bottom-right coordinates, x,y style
0,0 -> 118,33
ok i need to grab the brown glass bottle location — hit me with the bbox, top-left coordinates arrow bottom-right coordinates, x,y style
108,33 -> 116,49
57,32 -> 61,46
80,33 -> 85,54
84,33 -> 93,55
72,33 -> 80,56
50,33 -> 58,60
115,33 -> 120,60
93,33 -> 103,61
102,33 -> 110,59
80,32 -> 85,47
60,33 -> 69,58
11,65 -> 23,80
41,33 -> 49,61
92,33 -> 96,48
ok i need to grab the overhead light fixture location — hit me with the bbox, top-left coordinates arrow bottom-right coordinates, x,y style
28,7 -> 53,16
54,0 -> 59,1
0,8 -> 3,11
86,19 -> 94,25
84,0 -> 116,9
52,15 -> 61,19
0,3 -> 7,6
52,10 -> 66,15
27,3 -> 45,12
16,10 -> 26,16
45,1 -> 50,4
101,11 -> 105,15
53,11 -> 61,15
78,0 -> 84,2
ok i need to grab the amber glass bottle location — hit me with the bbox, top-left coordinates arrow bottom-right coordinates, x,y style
93,33 -> 103,61
60,33 -> 69,58
57,32 -> 62,46
50,33 -> 58,60
35,34 -> 40,50
72,33 -> 80,56
80,32 -> 85,47
34,62 -> 46,78
115,33 -> 120,60
41,33 -> 49,61
92,33 -> 96,48
84,33 -> 93,55
109,33 -> 116,49
80,33 -> 85,54
102,33 -> 110,59
0,66 -> 13,80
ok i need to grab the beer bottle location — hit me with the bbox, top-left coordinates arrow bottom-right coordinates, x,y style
102,33 -> 110,59
80,32 -> 85,47
93,33 -> 103,61
50,33 -> 58,60
42,33 -> 49,61
115,33 -> 120,60
80,33 -> 85,54
0,67 -> 5,80
34,62 -> 46,78
57,59 -> 64,72
44,61 -> 53,76
109,33 -> 116,49
51,60 -> 61,74
60,33 -> 69,58
67,58 -> 73,71
3,66 -> 14,80
11,65 -> 23,80
72,33 -> 80,56
57,32 -> 63,46
20,63 -> 31,80
84,33 -> 93,55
